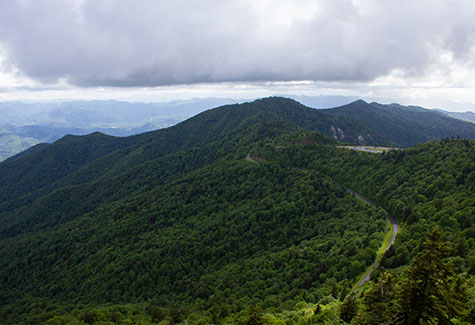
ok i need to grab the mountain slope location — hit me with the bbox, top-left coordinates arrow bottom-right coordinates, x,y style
0,131 -> 388,323
0,97 -> 473,324
254,136 -> 474,323
322,100 -> 475,147
3,96 -> 473,238
0,98 -> 389,237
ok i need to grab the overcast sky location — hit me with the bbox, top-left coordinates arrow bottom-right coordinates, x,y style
1,0 -> 475,111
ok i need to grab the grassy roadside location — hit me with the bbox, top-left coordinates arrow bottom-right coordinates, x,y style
349,190 -> 396,286
355,218 -> 394,286
377,218 -> 394,258
352,193 -> 373,205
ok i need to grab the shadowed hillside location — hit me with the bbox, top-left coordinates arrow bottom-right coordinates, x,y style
322,100 -> 475,147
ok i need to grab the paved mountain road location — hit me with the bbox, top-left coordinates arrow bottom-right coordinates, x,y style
348,189 -> 399,285
246,152 -> 258,163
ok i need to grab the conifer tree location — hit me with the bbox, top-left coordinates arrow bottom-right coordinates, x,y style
400,228 -> 465,324
331,281 -> 339,300
244,303 -> 265,325
340,282 -> 349,301
340,292 -> 358,323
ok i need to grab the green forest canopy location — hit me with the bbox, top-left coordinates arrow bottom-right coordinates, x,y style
0,98 -> 473,324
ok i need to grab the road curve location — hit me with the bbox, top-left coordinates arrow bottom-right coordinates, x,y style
346,189 -> 399,285
246,152 -> 258,163
247,152 -> 399,286
386,214 -> 399,253
347,189 -> 398,250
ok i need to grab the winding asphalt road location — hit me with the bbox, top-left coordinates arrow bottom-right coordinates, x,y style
246,152 -> 399,285
346,189 -> 399,285
246,152 -> 258,163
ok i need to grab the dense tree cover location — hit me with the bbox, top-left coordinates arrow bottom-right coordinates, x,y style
359,272 -> 398,324
1,98 -> 474,323
322,100 -> 475,147
2,97 -> 471,235
351,229 -> 468,324
257,135 -> 474,323
0,97 -> 384,238
258,136 -> 474,274
0,133 -> 241,236
339,292 -> 358,323
0,158 -> 387,323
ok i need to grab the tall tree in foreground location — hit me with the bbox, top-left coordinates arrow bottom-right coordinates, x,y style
400,228 -> 465,324
340,292 -> 358,323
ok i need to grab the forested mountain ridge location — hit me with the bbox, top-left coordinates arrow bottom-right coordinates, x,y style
0,123 -> 389,323
0,97 -> 384,238
0,97 -> 474,324
5,95 -> 473,207
322,99 -> 475,147
3,96 -> 474,163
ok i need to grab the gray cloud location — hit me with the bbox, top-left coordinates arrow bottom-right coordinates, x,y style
0,0 -> 474,87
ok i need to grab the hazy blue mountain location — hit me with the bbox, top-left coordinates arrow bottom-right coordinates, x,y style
0,98 -> 239,127
434,108 -> 475,123
0,127 -> 42,160
0,98 -> 239,161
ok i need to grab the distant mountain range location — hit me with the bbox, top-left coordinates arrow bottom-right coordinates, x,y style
1,96 -> 475,161
1,97 -> 475,161
0,98 -> 239,161
434,108 -> 475,123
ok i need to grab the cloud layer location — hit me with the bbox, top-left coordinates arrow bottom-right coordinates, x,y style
0,0 -> 474,87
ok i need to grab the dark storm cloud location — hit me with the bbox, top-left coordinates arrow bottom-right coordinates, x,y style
0,0 -> 474,87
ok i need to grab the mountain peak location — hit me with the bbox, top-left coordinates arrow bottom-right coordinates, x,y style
327,99 -> 372,111
251,96 -> 302,106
